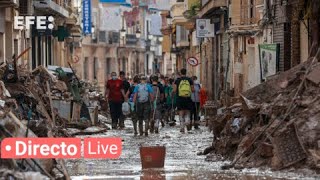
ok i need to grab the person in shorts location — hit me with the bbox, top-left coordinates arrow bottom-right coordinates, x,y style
173,69 -> 194,133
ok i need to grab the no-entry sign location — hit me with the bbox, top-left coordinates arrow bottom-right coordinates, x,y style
187,57 -> 199,66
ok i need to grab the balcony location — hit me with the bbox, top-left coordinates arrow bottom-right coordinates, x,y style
199,0 -> 228,18
34,0 -> 69,18
171,1 -> 188,25
0,0 -> 19,8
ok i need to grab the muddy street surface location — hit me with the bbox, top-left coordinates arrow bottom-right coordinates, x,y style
65,119 -> 319,180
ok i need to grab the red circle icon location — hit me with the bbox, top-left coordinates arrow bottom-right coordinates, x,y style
187,57 -> 199,66
73,55 -> 80,63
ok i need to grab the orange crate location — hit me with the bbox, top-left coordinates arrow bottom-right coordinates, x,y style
140,146 -> 166,169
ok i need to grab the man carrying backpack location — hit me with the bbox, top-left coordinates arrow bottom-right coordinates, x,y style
173,68 -> 194,133
133,76 -> 154,136
150,75 -> 164,134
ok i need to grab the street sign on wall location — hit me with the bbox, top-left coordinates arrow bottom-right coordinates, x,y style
259,44 -> 280,81
187,57 -> 199,66
196,19 -> 215,38
83,0 -> 92,35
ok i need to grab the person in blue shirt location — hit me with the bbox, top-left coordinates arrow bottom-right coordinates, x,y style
133,76 -> 154,136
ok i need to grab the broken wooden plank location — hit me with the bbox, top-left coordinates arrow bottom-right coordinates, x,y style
47,81 -> 56,126
72,102 -> 82,122
306,65 -> 320,85
270,123 -> 307,169
27,81 -> 53,136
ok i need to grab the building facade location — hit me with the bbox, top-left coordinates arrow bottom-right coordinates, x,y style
161,0 -> 313,106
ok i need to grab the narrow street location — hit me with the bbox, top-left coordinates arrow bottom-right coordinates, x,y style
1,0 -> 320,179
65,119 -> 315,180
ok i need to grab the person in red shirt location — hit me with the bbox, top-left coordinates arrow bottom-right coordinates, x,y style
105,72 -> 126,129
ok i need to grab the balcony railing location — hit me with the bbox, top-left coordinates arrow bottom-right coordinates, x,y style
199,0 -> 227,18
34,0 -> 69,17
0,0 -> 19,7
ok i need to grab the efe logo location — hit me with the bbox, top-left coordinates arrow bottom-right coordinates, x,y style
14,16 -> 54,30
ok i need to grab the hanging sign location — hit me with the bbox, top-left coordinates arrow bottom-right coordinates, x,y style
259,44 -> 280,81
83,0 -> 92,35
196,19 -> 215,38
187,57 -> 199,66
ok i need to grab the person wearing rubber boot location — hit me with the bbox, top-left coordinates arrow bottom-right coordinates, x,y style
164,78 -> 176,125
173,68 -> 194,133
119,71 -> 130,129
105,72 -> 127,129
190,76 -> 201,130
150,75 -> 164,134
133,76 -> 154,136
126,76 -> 140,135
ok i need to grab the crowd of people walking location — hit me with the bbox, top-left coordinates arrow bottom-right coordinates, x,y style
105,68 -> 207,136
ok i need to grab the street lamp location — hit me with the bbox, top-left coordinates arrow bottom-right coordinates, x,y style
152,36 -> 157,42
120,28 -> 126,38
148,34 -> 154,40
166,13 -> 172,26
91,26 -> 95,33
158,36 -> 163,42
136,28 -> 141,38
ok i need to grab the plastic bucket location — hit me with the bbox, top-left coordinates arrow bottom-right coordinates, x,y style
140,146 -> 166,169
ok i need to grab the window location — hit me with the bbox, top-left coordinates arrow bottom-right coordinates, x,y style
146,20 -> 150,34
177,25 -> 188,43
19,0 -> 30,15
249,0 -> 254,19
84,57 -> 89,80
122,58 -> 126,72
93,57 -> 98,79
99,31 -> 106,42
14,39 -> 18,57
105,58 -> 111,76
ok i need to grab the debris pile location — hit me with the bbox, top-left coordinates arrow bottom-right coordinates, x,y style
207,58 -> 320,171
0,61 -> 109,179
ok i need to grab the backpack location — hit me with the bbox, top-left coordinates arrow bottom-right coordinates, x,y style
128,86 -> 135,102
178,79 -> 192,97
151,85 -> 161,103
137,84 -> 149,103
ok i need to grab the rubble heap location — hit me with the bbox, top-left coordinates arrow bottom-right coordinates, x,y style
0,62 -> 109,179
208,58 -> 320,171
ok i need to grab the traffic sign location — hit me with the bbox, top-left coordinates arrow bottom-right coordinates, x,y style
187,57 -> 199,66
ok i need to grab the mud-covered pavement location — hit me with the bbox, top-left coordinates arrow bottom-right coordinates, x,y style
65,119 -> 319,180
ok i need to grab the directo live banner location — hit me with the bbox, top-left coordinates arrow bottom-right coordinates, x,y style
1,138 -> 122,159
